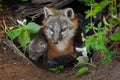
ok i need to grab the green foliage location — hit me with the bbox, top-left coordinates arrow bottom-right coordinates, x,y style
108,0 -> 117,15
76,67 -> 89,77
76,56 -> 88,65
103,51 -> 115,64
78,0 -> 120,64
85,22 -> 95,33
78,0 -> 95,6
86,31 -> 108,52
75,0 -> 119,76
85,22 -> 108,52
7,21 -> 41,50
86,22 -> 103,33
7,28 -> 23,40
18,30 -> 30,49
0,4 -> 3,12
74,56 -> 96,68
108,5 -> 117,15
110,32 -> 120,41
108,18 -> 119,27
74,56 -> 88,68
48,65 -> 64,73
20,0 -> 29,2
86,0 -> 109,19
85,23 -> 116,64
24,22 -> 40,33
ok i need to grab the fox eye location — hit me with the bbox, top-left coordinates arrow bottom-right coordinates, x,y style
62,27 -> 68,32
61,28 -> 68,35
49,29 -> 53,34
48,28 -> 54,34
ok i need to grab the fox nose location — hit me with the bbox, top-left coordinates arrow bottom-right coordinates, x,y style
53,34 -> 59,44
54,40 -> 58,44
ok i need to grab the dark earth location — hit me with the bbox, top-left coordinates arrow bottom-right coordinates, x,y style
0,0 -> 120,80
0,38 -> 120,80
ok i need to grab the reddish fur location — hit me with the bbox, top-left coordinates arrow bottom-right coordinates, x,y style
43,7 -> 78,60
71,17 -> 78,27
47,38 -> 74,59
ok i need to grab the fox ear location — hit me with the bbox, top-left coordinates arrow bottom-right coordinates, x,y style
44,7 -> 54,18
63,8 -> 75,19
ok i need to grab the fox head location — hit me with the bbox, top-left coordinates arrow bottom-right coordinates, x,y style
43,7 -> 78,44
28,39 -> 47,60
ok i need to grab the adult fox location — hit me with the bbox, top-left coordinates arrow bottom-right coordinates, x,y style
42,7 -> 82,67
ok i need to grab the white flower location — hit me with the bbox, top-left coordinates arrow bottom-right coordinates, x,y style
23,19 -> 27,23
17,19 -> 27,25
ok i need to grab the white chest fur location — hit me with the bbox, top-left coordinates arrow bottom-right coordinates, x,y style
56,39 -> 68,51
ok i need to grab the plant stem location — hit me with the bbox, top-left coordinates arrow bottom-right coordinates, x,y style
2,16 -> 8,33
90,4 -> 96,34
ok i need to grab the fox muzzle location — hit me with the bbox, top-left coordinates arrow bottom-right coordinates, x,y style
53,34 -> 62,44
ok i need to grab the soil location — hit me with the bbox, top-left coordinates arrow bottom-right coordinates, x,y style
0,1 -> 120,80
0,39 -> 120,80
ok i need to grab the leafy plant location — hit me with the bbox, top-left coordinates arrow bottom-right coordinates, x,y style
74,56 -> 96,69
110,32 -> 120,41
103,51 -> 115,64
78,0 -> 120,64
7,19 -> 41,50
86,0 -> 109,19
78,0 -> 94,6
20,0 -> 29,2
48,65 -> 64,73
76,67 -> 89,77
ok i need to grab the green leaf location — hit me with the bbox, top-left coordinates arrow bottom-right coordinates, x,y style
108,5 -> 117,15
108,18 -> 119,27
103,51 -> 115,64
85,35 -> 95,51
7,28 -> 22,40
78,0 -> 94,6
86,0 -> 108,18
110,32 -> 120,41
98,22 -> 102,28
20,0 -> 28,2
76,67 -> 89,77
95,40 -> 105,51
18,30 -> 30,49
77,56 -> 88,65
24,22 -> 41,33
48,65 -> 64,73
74,56 -> 89,69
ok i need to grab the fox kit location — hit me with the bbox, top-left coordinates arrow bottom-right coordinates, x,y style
42,7 -> 79,67
28,29 -> 47,62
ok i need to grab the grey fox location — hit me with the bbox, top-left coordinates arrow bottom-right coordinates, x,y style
28,29 -> 47,62
28,7 -> 90,68
42,7 -> 79,67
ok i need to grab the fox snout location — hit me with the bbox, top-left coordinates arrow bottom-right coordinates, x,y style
53,40 -> 58,44
29,51 -> 38,61
53,34 -> 62,44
